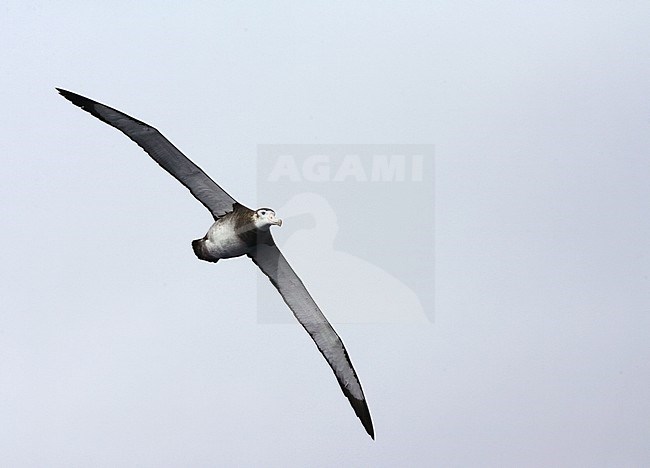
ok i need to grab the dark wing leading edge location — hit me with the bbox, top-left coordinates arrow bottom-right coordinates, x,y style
249,241 -> 375,439
56,88 -> 237,219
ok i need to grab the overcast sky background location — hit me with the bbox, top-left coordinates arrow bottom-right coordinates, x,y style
2,1 -> 650,466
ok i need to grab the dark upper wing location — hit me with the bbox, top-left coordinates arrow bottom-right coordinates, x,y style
249,240 -> 374,439
57,88 -> 237,219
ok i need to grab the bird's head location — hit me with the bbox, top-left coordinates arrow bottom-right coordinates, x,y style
253,208 -> 283,229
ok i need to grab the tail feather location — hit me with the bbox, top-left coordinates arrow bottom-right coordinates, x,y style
192,239 -> 218,263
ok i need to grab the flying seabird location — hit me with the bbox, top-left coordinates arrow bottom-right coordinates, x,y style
57,89 -> 374,439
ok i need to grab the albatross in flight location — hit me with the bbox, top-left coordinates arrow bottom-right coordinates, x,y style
57,89 -> 374,439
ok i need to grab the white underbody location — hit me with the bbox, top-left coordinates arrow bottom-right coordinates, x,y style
201,216 -> 249,259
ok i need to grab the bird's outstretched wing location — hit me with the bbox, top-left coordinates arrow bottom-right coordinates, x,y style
249,241 -> 375,439
57,88 -> 237,219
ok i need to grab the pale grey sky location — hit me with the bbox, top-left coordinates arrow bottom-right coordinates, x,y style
2,1 -> 650,466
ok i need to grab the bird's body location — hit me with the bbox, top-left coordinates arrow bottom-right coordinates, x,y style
192,203 -> 278,262
57,88 -> 374,439
193,214 -> 248,262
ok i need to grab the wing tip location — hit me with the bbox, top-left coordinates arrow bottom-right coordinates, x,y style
367,424 -> 376,440
348,394 -> 374,440
56,88 -> 132,129
359,412 -> 375,440
56,87 -> 98,114
56,87 -> 77,102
